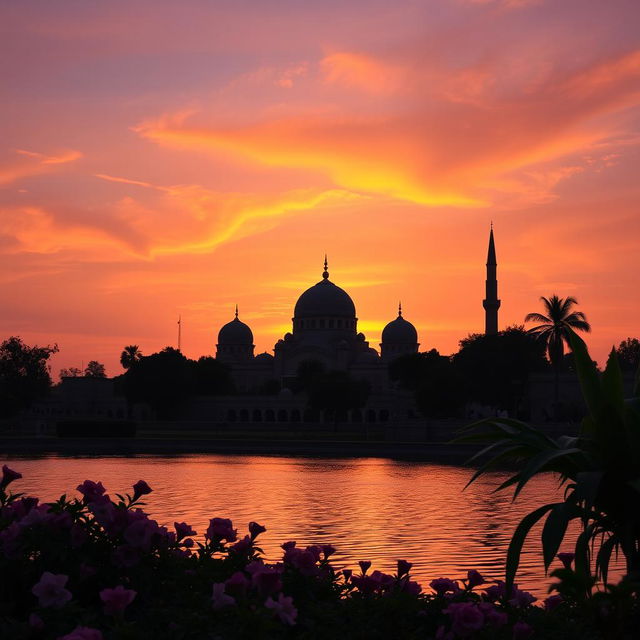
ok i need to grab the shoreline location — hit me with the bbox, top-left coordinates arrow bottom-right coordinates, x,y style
0,435 -> 479,462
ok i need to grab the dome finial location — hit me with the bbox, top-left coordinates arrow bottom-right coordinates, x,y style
235,304 -> 238,319
398,301 -> 402,317
322,254 -> 329,280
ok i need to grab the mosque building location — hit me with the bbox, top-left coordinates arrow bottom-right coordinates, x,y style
214,228 -> 499,393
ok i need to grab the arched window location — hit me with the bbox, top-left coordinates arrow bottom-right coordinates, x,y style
252,409 -> 262,422
290,409 -> 301,422
265,409 -> 275,422
277,409 -> 288,422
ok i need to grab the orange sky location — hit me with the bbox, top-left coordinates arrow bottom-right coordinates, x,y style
1,0 -> 639,376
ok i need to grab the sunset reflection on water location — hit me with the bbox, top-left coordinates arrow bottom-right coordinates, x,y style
3,454 -> 619,597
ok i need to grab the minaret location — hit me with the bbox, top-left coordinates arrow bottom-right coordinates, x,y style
483,224 -> 500,335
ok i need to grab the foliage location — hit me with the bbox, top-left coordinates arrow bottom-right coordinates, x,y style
84,361 -> 107,379
59,367 -> 83,379
192,356 -> 235,396
456,328 -> 640,603
119,346 -> 142,371
1,468 -> 623,640
452,326 -> 548,414
615,338 -> 640,372
0,336 -> 58,418
388,350 -> 463,418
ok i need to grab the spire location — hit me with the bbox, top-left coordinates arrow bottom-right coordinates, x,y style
235,304 -> 238,319
322,254 -> 329,280
487,226 -> 497,266
398,301 -> 402,317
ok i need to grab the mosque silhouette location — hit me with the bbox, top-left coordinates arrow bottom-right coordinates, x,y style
213,228 -> 499,393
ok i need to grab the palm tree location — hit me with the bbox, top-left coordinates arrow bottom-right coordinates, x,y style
524,295 -> 591,417
120,345 -> 142,370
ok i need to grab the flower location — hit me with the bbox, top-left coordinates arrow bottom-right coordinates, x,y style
265,592 -> 297,626
401,579 -> 422,595
251,565 -> 283,595
99,585 -> 136,616
32,572 -> 72,608
76,480 -> 106,502
443,602 -> 485,637
512,620 -> 534,640
322,544 -> 336,559
206,517 -> 237,542
112,545 -> 140,568
230,535 -> 253,554
430,577 -> 460,595
467,569 -> 486,589
131,480 -> 152,501
58,627 -> 103,640
281,540 -> 296,551
478,603 -> 508,628
29,613 -> 44,630
342,569 -> 352,581
359,560 -> 371,575
544,594 -> 563,611
174,521 -> 196,540
397,559 -> 412,577
212,583 -> 235,610
225,571 -> 250,597
249,521 -> 266,540
508,586 -> 536,608
557,552 -> 575,570
124,518 -> 158,550
1,464 -> 22,489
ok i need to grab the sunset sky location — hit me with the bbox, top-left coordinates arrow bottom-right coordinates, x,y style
2,0 -> 639,376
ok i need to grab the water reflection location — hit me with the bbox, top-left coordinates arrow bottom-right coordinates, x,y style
3,454 -> 621,597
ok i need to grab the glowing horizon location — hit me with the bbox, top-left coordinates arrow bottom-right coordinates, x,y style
1,0 -> 639,376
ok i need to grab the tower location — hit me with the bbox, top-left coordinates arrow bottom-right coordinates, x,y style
483,224 -> 500,335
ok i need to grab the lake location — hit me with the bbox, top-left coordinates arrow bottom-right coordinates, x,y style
1,453 -> 616,598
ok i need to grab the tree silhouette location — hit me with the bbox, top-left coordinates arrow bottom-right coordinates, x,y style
615,337 -> 640,372
59,367 -> 82,379
524,295 -> 591,416
84,361 -> 106,378
120,345 -> 142,370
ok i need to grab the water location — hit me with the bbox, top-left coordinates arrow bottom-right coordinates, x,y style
1,454 -> 620,598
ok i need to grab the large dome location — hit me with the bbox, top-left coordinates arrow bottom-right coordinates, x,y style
381,310 -> 418,344
217,316 -> 253,345
294,260 -> 356,318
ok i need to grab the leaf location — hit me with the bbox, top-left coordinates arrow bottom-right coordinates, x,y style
573,471 -> 604,510
542,502 -> 581,571
512,448 -> 583,500
567,329 -> 602,425
601,349 -> 625,420
505,503 -> 559,594
595,534 -> 618,585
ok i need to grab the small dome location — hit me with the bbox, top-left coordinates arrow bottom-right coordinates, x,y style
293,259 -> 356,318
218,317 -> 253,345
382,311 -> 418,344
255,352 -> 274,363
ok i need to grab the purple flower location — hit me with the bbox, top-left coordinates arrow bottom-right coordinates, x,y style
544,594 -> 563,611
467,569 -> 486,589
58,627 -> 103,640
112,545 -> 140,568
557,552 -> 575,570
124,518 -> 158,550
1,465 -> 22,489
251,565 -> 283,595
206,517 -> 237,542
174,521 -> 196,540
265,593 -> 297,626
484,580 -> 506,602
401,579 -> 422,595
32,572 -> 72,608
430,577 -> 460,596
478,602 -> 508,628
249,521 -> 266,540
230,535 -> 253,554
322,544 -> 336,559
512,621 -> 534,640
132,480 -> 152,501
76,480 -> 106,502
508,586 -> 536,608
342,569 -> 352,581
281,540 -> 296,551
444,602 -> 485,637
225,571 -> 250,597
99,585 -> 136,616
397,559 -> 412,577
212,583 -> 235,610
359,560 -> 371,575
29,613 -> 44,631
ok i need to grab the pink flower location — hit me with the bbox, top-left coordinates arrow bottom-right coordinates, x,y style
32,572 -> 72,608
322,544 -> 336,559
397,559 -> 412,577
112,545 -> 140,568
132,480 -> 152,501
1,464 -> 22,489
508,586 -> 536,608
512,621 -> 534,640
99,585 -> 136,616
467,569 -> 486,589
265,592 -> 297,626
557,552 -> 575,570
249,521 -> 266,540
76,480 -> 106,502
430,577 -> 460,596
206,517 -> 237,542
124,518 -> 158,550
230,535 -> 253,554
484,580 -> 506,602
286,548 -> 319,576
174,521 -> 196,540
58,627 -> 103,640
251,565 -> 283,595
225,571 -> 250,597
359,560 -> 371,575
544,594 -> 563,611
444,602 -> 485,637
478,602 -> 508,628
212,583 -> 235,610
401,579 -> 422,595
281,540 -> 296,551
